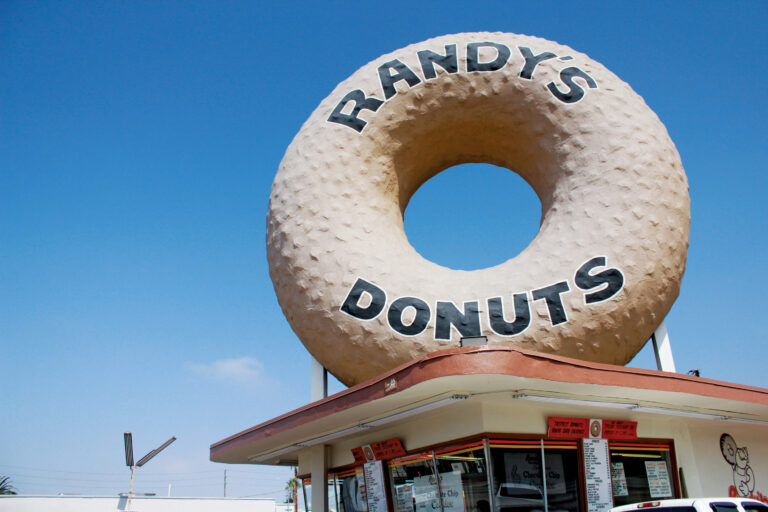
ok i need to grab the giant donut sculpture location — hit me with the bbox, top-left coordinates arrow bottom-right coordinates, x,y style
267,32 -> 690,387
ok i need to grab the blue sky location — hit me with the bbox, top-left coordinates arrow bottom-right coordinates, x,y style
2,0 -> 767,499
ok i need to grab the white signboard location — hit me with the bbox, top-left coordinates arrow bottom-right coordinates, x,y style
645,461 -> 673,498
394,484 -> 414,512
583,439 -> 613,512
503,452 -> 566,494
413,471 -> 464,512
611,463 -> 629,497
363,461 -> 388,512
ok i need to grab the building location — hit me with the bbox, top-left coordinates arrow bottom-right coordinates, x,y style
211,346 -> 768,512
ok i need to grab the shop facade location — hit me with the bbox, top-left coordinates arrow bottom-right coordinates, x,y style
211,346 -> 768,512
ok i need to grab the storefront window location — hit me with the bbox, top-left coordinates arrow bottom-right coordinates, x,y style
302,478 -> 312,512
336,467 -> 369,512
388,452 -> 439,512
434,442 -> 490,512
609,442 -> 675,505
489,440 -> 581,512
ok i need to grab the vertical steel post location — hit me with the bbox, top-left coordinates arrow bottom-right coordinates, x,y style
431,452 -> 446,512
540,440 -> 548,512
484,438 -> 496,512
651,320 -> 677,372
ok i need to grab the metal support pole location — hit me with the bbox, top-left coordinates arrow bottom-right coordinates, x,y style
484,439 -> 497,512
431,452 -> 446,512
333,472 -> 340,512
127,466 -> 135,510
651,320 -> 677,372
311,356 -> 328,401
540,440 -> 548,512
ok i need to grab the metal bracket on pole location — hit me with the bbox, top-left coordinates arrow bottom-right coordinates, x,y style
311,355 -> 328,401
651,320 -> 677,373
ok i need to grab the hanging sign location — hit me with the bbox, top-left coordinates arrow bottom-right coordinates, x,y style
583,438 -> 613,512
548,417 -> 637,440
352,438 -> 407,464
603,420 -> 637,440
363,460 -> 389,512
548,417 -> 589,438
645,461 -> 673,498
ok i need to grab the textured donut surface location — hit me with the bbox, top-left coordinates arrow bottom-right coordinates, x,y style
267,32 -> 690,386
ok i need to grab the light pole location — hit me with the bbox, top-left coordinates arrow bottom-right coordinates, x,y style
123,432 -> 176,510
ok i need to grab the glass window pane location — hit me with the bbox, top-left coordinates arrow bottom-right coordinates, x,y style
489,440 -> 581,512
435,442 -> 490,512
544,445 -> 581,512
489,441 -> 545,512
389,452 -> 438,512
742,504 -> 768,512
609,443 -> 674,505
336,468 -> 369,512
303,479 -> 312,512
710,504 -> 739,512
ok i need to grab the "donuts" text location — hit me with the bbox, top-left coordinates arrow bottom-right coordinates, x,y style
340,256 -> 623,340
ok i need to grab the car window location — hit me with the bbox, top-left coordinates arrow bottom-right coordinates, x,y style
710,503 -> 739,512
742,504 -> 768,512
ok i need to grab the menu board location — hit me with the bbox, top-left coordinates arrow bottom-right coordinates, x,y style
611,463 -> 628,497
363,461 -> 388,512
583,439 -> 613,512
645,461 -> 672,497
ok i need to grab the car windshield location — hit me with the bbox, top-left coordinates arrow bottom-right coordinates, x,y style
741,504 -> 768,512
710,503 -> 739,512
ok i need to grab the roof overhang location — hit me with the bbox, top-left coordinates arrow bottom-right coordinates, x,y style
210,346 -> 768,465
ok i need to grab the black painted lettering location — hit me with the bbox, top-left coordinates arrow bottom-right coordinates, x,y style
531,281 -> 570,326
435,301 -> 481,340
378,59 -> 422,100
387,297 -> 430,336
574,256 -> 624,304
547,67 -> 597,103
327,90 -> 384,133
466,42 -> 511,72
340,278 -> 386,320
488,293 -> 531,336
518,46 -> 557,79
418,44 -> 458,79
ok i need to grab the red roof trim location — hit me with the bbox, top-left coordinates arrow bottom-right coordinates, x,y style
210,345 -> 768,458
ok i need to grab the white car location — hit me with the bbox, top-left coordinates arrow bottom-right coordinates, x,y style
611,498 -> 768,512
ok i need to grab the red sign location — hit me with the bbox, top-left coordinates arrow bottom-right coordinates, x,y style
548,417 -> 638,440
548,417 -> 589,438
602,420 -> 638,440
352,438 -> 406,464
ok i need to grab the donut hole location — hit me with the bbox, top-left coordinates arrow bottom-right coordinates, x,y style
403,163 -> 541,271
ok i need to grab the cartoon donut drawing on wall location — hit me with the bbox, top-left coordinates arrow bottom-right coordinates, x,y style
720,433 -> 755,496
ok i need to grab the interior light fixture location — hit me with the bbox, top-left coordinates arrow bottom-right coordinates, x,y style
249,444 -> 300,463
300,424 -> 372,447
512,394 -> 637,410
363,394 -> 470,427
630,406 -> 728,421
611,453 -> 663,459
460,336 -> 488,347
